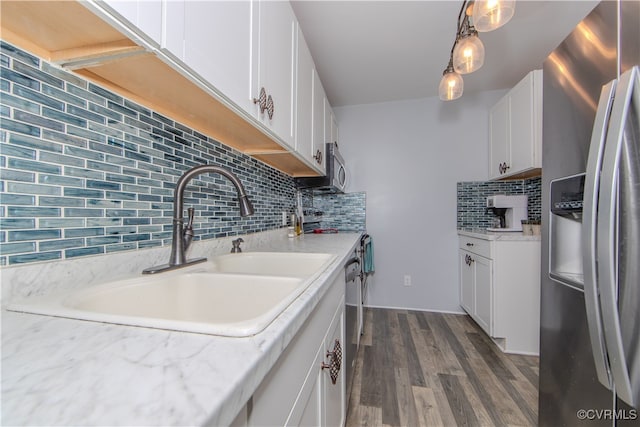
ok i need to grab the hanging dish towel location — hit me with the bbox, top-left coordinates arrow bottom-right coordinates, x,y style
363,236 -> 375,274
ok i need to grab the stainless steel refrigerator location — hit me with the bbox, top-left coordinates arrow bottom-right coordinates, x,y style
540,1 -> 640,426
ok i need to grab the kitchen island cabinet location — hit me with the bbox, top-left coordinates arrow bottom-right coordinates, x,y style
1,231 -> 360,426
458,230 -> 541,355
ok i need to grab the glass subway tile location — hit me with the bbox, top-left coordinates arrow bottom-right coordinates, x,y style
39,238 -> 84,251
86,160 -> 121,174
0,241 -> 35,255
64,208 -> 103,217
7,206 -> 59,217
0,168 -> 34,182
8,229 -> 61,241
39,152 -> 85,167
0,118 -> 40,137
39,218 -> 84,228
86,236 -> 120,246
9,251 -> 61,264
66,246 -> 104,258
64,188 -> 104,199
65,227 -> 104,238
106,243 -> 137,252
38,196 -> 84,207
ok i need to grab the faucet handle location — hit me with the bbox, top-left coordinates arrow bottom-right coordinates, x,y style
231,237 -> 244,253
186,207 -> 195,229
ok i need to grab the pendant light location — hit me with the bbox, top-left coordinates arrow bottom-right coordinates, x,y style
439,59 -> 464,101
438,0 -> 515,101
472,0 -> 515,32
452,11 -> 485,74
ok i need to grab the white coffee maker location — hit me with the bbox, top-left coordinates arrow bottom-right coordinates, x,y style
486,195 -> 528,231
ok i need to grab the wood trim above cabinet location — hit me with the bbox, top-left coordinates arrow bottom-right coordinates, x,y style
0,0 -> 320,177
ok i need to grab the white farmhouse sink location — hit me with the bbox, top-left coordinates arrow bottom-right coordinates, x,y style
7,252 -> 337,337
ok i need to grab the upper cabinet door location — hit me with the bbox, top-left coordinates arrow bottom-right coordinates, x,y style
101,0 -> 162,46
312,69 -> 326,173
489,96 -> 510,180
164,0 -> 253,114
510,70 -> 542,173
296,25 -> 314,165
488,70 -> 542,180
253,0 -> 297,148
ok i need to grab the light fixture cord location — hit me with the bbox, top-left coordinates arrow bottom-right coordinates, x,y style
446,0 -> 472,63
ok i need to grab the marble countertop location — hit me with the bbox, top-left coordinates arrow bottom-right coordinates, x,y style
458,228 -> 542,241
1,232 -> 362,426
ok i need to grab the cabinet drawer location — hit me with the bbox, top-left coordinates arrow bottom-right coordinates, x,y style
459,236 -> 492,258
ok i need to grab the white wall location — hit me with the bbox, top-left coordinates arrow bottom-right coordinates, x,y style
335,90 -> 506,313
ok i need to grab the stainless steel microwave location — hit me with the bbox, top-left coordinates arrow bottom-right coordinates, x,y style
295,143 -> 347,193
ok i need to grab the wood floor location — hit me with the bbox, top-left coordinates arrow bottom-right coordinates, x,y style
345,308 -> 539,427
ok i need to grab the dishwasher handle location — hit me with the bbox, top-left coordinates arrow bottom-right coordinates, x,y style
345,257 -> 361,283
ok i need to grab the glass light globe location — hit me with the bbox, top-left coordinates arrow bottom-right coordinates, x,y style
439,69 -> 464,101
472,0 -> 516,32
453,34 -> 485,74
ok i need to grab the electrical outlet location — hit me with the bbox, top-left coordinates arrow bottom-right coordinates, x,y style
403,275 -> 412,286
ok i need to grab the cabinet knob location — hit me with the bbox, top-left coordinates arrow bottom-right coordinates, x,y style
499,162 -> 511,174
466,242 -> 474,247
321,339 -> 342,385
266,94 -> 274,120
313,149 -> 323,165
253,87 -> 267,114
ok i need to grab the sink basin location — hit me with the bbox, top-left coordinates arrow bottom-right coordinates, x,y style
8,252 -> 337,337
204,252 -> 335,276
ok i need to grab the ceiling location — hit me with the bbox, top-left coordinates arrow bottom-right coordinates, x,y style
290,1 -> 599,107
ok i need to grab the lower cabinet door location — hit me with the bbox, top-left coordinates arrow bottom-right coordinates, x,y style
474,255 -> 493,335
323,309 -> 345,427
459,250 -> 474,314
287,345 -> 323,426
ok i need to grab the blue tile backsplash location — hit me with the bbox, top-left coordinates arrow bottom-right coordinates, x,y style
0,42 -> 297,266
457,177 -> 542,229
302,191 -> 366,233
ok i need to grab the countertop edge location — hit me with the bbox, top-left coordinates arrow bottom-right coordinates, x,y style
457,228 -> 542,241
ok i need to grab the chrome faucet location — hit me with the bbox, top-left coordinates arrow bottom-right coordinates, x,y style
143,165 -> 254,274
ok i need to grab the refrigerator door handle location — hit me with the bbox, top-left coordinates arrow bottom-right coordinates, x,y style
582,80 -> 617,390
597,66 -> 640,408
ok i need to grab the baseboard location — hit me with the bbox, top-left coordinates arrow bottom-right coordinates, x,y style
362,303 -> 466,315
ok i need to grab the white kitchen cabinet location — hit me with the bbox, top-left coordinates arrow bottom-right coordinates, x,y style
251,0 -> 297,148
295,26 -> 315,168
458,233 -> 541,355
489,96 -> 509,180
245,272 -> 345,426
459,247 -> 493,335
324,102 -> 339,147
98,0 -> 162,46
474,255 -> 492,334
322,309 -> 345,427
489,70 -> 542,180
459,250 -> 475,314
311,70 -> 327,172
161,1 -> 254,114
